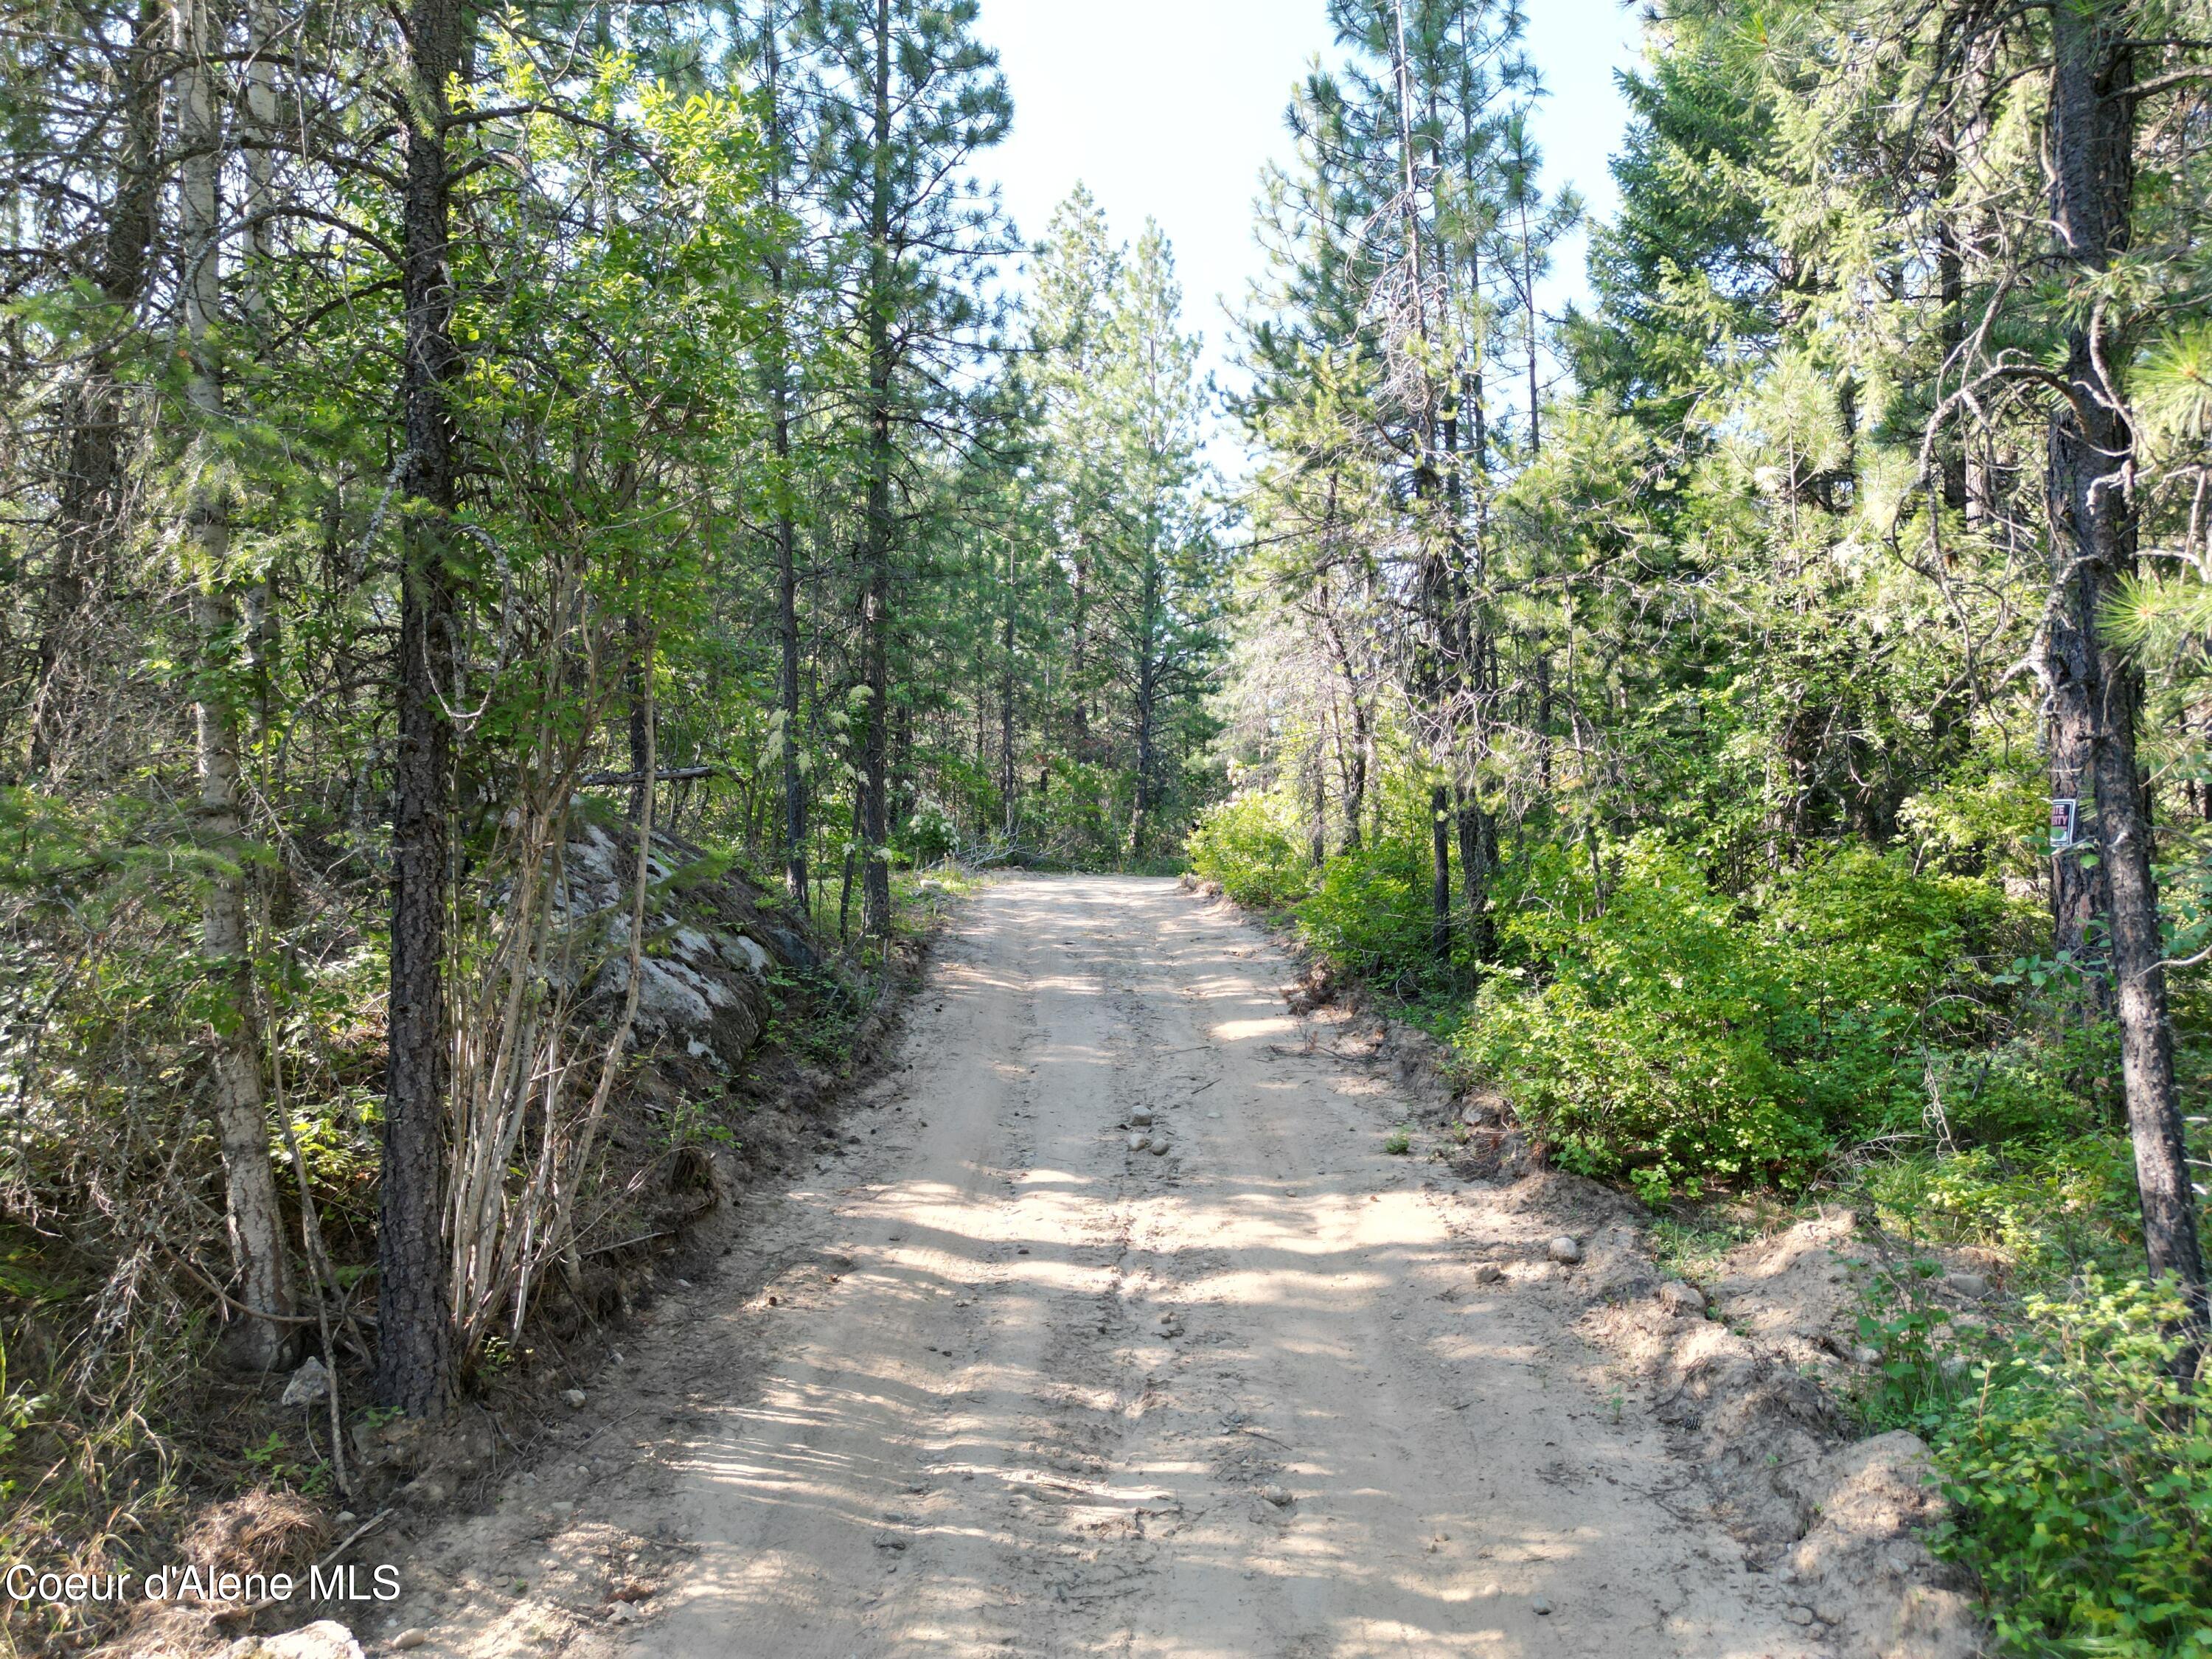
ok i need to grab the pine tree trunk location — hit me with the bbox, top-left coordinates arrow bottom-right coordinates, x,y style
1309,750 -> 1328,868
1001,538 -> 1018,837
1069,549 -> 1091,757
1456,784 -> 1493,962
764,6 -> 807,908
1429,783 -> 1453,960
1318,594 -> 1367,852
2042,1 -> 2207,1344
1130,552 -> 1161,861
859,0 -> 894,939
378,0 -> 467,1416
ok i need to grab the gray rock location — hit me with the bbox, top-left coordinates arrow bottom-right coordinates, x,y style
563,1388 -> 587,1409
400,1473 -> 453,1508
393,1634 -> 430,1654
220,1622 -> 366,1659
1531,1596 -> 1554,1615
279,1355 -> 332,1408
1658,1280 -> 1706,1315
756,924 -> 815,972
1148,1136 -> 1171,1155
1259,1484 -> 1295,1506
1852,1344 -> 1883,1366
1944,1270 -> 1991,1299
1546,1236 -> 1582,1265
1129,1110 -> 1155,1127
1472,1262 -> 1503,1284
1127,1133 -> 1149,1152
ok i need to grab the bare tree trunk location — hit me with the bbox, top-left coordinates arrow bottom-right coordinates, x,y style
1317,594 -> 1368,852
1389,0 -> 1452,963
762,4 -> 807,908
1068,549 -> 1091,757
625,610 -> 650,824
1000,536 -> 1019,837
1130,551 -> 1161,861
1455,783 -> 1493,961
2042,1 -> 2206,1346
175,0 -> 297,1372
1429,783 -> 1453,960
378,0 -> 467,1417
1308,748 -> 1327,869
858,0 -> 894,939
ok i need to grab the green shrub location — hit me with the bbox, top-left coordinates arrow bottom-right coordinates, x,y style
1459,835 -> 1825,1199
1186,793 -> 1312,909
1295,830 -> 1439,989
1859,1139 -> 2143,1277
1760,846 -> 2037,1137
1028,757 -> 1135,868
900,797 -> 959,865
1933,1274 -> 2212,1658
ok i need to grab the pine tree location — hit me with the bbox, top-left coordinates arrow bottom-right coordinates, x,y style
799,0 -> 1009,936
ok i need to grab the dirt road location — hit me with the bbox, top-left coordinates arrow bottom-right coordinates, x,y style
393,876 -> 1829,1658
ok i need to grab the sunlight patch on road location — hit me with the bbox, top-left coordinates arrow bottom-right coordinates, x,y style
1210,1015 -> 1297,1040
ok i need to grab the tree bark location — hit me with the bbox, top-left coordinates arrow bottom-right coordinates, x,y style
1317,594 -> 1368,851
1429,782 -> 1453,960
2041,1 -> 2206,1343
1455,783 -> 1494,961
176,0 -> 297,1370
858,0 -> 894,939
763,5 -> 807,908
1130,549 -> 1161,860
1000,535 -> 1019,837
625,610 -> 650,824
378,0 -> 467,1416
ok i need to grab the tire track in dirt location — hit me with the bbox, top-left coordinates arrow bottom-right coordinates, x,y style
375,875 -> 1829,1658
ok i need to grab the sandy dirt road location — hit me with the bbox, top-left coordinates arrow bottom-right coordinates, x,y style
395,875 -> 1829,1658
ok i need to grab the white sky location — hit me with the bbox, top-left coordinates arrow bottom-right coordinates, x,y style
973,0 -> 1646,407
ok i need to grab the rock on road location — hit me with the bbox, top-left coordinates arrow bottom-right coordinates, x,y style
391,876 -> 1827,1658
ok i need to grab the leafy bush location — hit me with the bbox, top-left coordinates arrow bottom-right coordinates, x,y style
1933,1275 -> 2212,1658
1759,846 -> 2036,1137
1460,835 -> 1824,1199
1295,830 -> 1439,988
900,796 -> 959,865
1458,836 -> 2050,1197
1028,757 -> 1136,868
1186,793 -> 1312,909
1859,1139 -> 2143,1276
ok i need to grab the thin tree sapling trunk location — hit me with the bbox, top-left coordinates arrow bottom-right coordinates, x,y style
176,0 -> 298,1371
